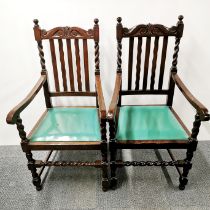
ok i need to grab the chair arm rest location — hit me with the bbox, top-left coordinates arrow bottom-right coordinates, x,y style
95,75 -> 106,120
172,73 -> 209,121
6,75 -> 47,124
108,73 -> 122,121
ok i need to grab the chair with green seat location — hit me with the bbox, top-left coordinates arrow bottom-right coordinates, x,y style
6,19 -> 109,191
108,16 -> 209,190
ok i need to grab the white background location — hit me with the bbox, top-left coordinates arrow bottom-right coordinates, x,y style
0,0 -> 210,145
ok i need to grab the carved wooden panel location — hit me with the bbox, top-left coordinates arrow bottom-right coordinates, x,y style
41,27 -> 94,39
123,24 -> 177,37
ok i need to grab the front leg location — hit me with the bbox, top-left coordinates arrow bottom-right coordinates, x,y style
109,119 -> 117,189
16,115 -> 42,191
100,119 -> 109,191
110,140 -> 117,189
26,151 -> 42,191
179,114 -> 200,190
179,148 -> 194,190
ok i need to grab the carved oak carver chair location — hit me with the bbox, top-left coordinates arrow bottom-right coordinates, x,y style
108,16 -> 210,190
6,19 -> 109,191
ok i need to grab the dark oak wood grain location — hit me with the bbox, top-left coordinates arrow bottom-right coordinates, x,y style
135,37 -> 142,90
120,89 -> 168,95
128,37 -> 134,90
40,27 -> 94,40
66,39 -> 75,91
150,37 -> 159,90
95,75 -> 106,119
27,141 -> 101,151
49,39 -> 60,92
108,73 -> 122,120
158,36 -> 168,90
50,91 -> 96,97
122,24 -> 178,38
74,39 -> 82,91
142,37 -> 151,90
58,39 -> 68,91
83,39 -> 90,91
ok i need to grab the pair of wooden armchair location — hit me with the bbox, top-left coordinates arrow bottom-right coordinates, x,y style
7,16 -> 209,192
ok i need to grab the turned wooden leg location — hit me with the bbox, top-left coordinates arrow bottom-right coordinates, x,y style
101,141 -> 109,191
100,119 -> 109,192
110,141 -> 117,189
179,114 -> 200,190
26,151 -> 42,191
109,117 -> 117,190
179,149 -> 193,190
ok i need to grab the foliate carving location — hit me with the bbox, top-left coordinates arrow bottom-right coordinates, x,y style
41,27 -> 94,39
123,24 -> 177,37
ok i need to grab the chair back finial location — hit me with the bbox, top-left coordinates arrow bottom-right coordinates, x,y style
117,17 -> 122,24
170,15 -> 184,72
94,18 -> 99,25
178,15 -> 184,23
33,19 -> 39,27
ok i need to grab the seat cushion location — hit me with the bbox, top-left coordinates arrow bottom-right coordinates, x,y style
30,107 -> 101,142
116,106 -> 188,140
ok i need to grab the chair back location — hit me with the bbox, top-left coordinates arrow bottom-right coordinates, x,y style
116,16 -> 184,103
33,19 -> 100,97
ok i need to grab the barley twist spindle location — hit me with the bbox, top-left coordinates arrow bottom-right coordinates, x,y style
94,19 -> 100,75
16,115 -> 28,143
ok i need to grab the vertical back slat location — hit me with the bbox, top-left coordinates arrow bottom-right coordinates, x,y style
66,39 -> 75,91
58,39 -> 68,91
74,39 -> 82,91
158,36 -> 168,90
142,37 -> 151,90
49,39 -> 60,92
128,37 -> 134,90
150,37 -> 159,90
83,39 -> 90,91
135,37 -> 142,90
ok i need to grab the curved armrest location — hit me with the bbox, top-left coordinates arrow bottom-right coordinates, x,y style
172,73 -> 209,121
108,73 -> 122,120
6,75 -> 47,124
95,75 -> 106,120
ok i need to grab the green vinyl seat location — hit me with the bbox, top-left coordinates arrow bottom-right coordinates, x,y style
30,107 -> 101,142
116,106 -> 189,141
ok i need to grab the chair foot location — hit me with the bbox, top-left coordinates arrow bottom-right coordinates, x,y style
33,176 -> 42,191
110,177 -> 117,190
36,185 -> 43,191
179,177 -> 188,190
102,178 -> 109,192
179,184 -> 185,190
